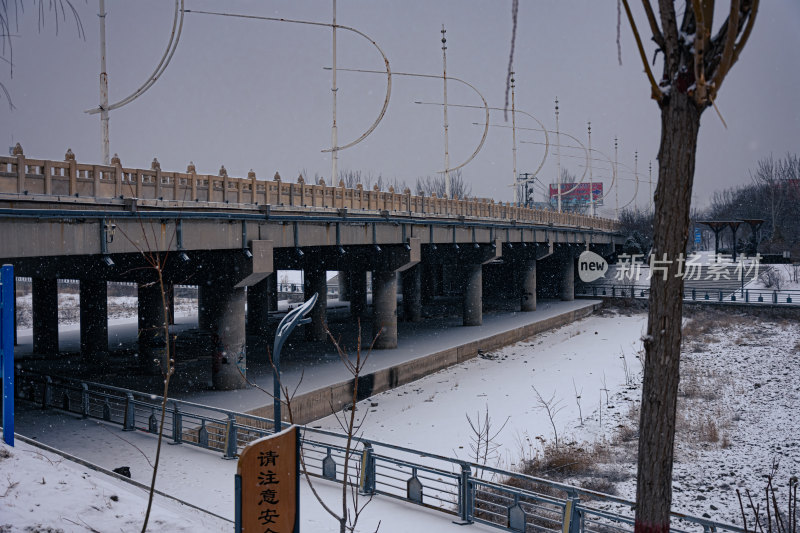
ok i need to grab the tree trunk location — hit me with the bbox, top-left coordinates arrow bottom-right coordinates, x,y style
635,91 -> 701,533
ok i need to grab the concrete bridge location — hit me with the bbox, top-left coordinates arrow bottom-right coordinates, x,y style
0,147 -> 622,389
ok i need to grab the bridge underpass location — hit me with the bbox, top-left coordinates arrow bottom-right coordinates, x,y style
1,152 -> 622,391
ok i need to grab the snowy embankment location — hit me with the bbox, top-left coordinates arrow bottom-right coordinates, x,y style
2,306 -> 798,531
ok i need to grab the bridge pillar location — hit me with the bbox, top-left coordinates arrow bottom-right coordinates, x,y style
198,279 -> 248,390
521,260 -> 537,312
372,269 -> 398,349
350,271 -> 367,319
137,281 -> 166,374
338,270 -> 350,302
197,283 -> 220,332
402,265 -> 422,322
79,279 -> 108,363
421,263 -> 439,305
268,273 -> 278,313
561,254 -> 575,301
462,264 -> 483,326
246,275 -> 272,355
304,265 -> 328,342
32,278 -> 59,355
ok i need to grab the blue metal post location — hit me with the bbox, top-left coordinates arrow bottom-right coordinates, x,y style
223,413 -> 238,459
234,474 -> 242,533
1,264 -> 14,446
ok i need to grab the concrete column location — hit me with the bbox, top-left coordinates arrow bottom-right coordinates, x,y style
401,265 -> 422,322
521,259 -> 537,312
80,279 -> 108,362
304,265 -> 328,342
372,269 -> 398,349
421,263 -> 435,305
462,264 -> 483,326
246,277 -> 271,355
561,255 -> 575,301
350,270 -> 367,319
197,283 -> 217,331
268,273 -> 278,313
338,270 -> 350,302
138,281 -> 166,374
32,278 -> 59,354
209,282 -> 247,390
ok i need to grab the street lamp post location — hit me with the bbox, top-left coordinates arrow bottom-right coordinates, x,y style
271,293 -> 318,432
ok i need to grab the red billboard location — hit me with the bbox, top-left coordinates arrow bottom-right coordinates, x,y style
549,182 -> 604,206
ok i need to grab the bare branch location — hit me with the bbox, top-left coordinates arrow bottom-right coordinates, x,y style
710,0 -> 741,99
621,0 -> 663,102
641,0 -> 665,50
730,0 -> 759,68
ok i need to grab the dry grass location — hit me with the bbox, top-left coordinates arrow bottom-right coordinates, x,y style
697,416 -> 720,443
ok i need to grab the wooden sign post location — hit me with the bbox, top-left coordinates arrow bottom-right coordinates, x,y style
235,426 -> 300,532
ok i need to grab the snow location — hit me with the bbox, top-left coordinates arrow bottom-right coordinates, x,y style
4,306 -> 799,531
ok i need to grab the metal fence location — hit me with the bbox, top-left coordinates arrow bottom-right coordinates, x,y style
15,371 -> 746,533
578,284 -> 799,306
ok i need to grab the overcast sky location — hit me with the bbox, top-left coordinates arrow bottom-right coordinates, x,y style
2,1 -> 798,216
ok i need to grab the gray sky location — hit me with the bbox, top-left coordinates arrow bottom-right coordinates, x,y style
3,1 -> 798,216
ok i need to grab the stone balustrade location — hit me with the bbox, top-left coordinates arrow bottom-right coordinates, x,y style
0,145 -> 618,232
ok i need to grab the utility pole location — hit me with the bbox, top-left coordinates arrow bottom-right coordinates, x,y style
511,73 -> 518,205
634,150 -> 639,211
441,25 -> 451,199
330,0 -> 339,184
519,171 -> 533,207
98,0 -> 110,165
648,160 -> 653,212
614,137 -> 619,219
555,98 -> 562,213
588,121 -> 595,217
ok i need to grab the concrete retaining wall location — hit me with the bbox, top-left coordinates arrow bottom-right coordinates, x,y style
247,302 -> 602,425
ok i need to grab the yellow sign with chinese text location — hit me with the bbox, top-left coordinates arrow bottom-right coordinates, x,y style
237,426 -> 299,532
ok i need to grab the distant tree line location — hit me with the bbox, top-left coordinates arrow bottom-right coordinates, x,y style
298,168 -> 473,199
701,154 -> 799,256
615,154 -> 800,258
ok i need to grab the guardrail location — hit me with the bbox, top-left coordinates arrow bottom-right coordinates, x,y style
579,284 -> 799,306
14,371 -> 745,533
0,150 -> 618,231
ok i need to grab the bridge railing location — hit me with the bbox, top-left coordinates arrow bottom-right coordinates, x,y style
15,370 -> 745,533
578,284 -> 799,305
0,151 -> 618,231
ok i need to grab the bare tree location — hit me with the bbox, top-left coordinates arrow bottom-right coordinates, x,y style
532,386 -> 565,449
415,169 -> 471,199
619,2 -> 759,532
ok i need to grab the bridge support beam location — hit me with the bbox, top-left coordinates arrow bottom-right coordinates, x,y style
246,275 -> 273,355
560,253 -> 575,302
32,278 -> 59,355
207,280 -> 247,390
372,269 -> 398,349
304,265 -> 328,342
268,273 -> 278,313
338,270 -> 350,302
350,271 -> 367,319
421,263 -> 439,305
402,265 -> 422,322
80,279 -> 108,363
138,281 -> 166,374
462,264 -> 483,326
521,259 -> 537,312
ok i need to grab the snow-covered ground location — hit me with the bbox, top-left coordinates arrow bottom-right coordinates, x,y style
3,306 -> 798,531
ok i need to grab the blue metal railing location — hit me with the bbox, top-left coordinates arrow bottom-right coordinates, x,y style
578,284 -> 799,306
15,370 -> 746,533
